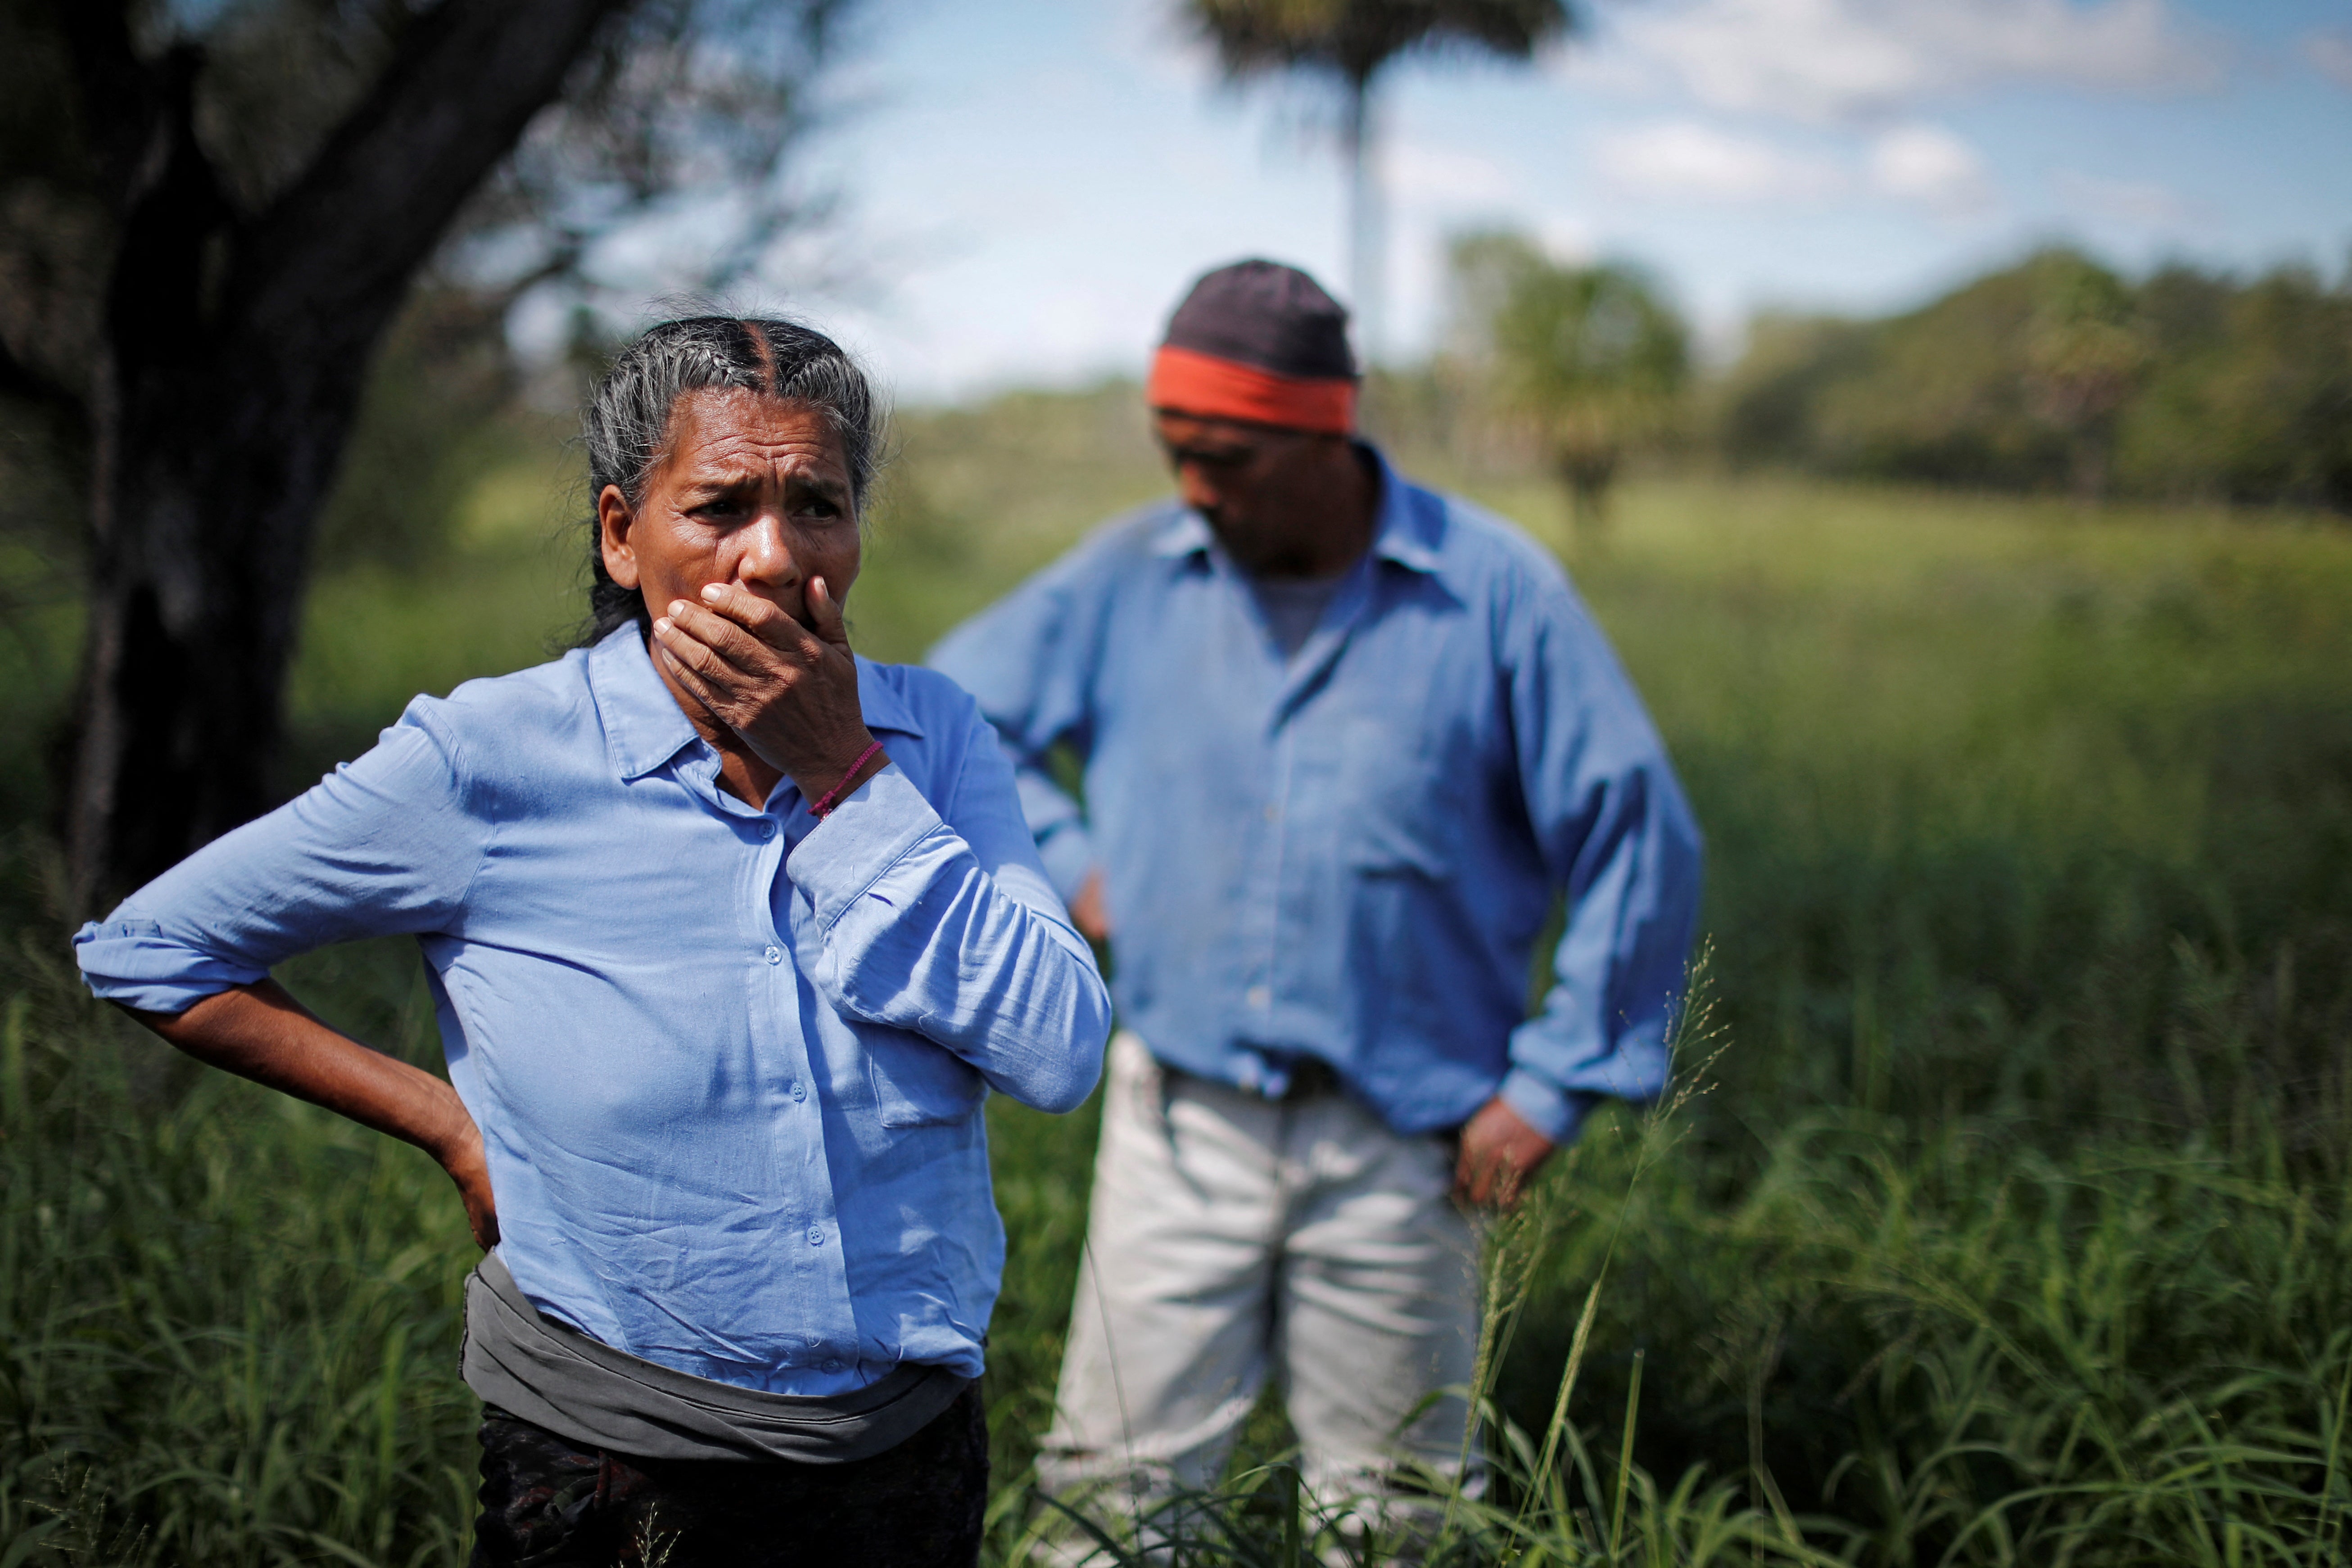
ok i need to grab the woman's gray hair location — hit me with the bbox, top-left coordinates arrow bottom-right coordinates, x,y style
580,316 -> 884,643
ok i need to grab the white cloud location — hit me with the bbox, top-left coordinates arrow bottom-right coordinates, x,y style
1613,0 -> 2221,124
1100,0 -> 1220,92
1595,121 -> 1846,201
1868,124 -> 1994,212
1596,120 -> 1998,214
2304,30 -> 2352,91
1386,144 -> 1516,208
2052,169 -> 2194,227
1534,215 -> 1599,264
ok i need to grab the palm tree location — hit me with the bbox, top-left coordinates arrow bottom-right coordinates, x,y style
1453,230 -> 1688,528
1184,0 -> 1572,364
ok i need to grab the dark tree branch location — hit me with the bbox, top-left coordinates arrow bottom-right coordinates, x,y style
0,333 -> 88,434
47,0 -> 163,202
234,0 -> 634,349
103,46 -> 233,359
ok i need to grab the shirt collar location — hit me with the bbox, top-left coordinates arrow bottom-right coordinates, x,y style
588,624 -> 926,785
1144,441 -> 1443,575
1147,507 -> 1214,560
1362,444 -> 1443,575
590,627 -> 700,782
855,659 -> 927,741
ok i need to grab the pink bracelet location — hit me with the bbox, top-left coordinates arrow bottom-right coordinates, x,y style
809,739 -> 886,819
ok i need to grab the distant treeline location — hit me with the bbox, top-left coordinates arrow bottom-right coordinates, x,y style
1715,249 -> 2352,511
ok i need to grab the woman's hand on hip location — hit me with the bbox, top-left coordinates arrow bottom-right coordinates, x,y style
651,576 -> 887,803
131,979 -> 500,1250
437,1115 -> 501,1250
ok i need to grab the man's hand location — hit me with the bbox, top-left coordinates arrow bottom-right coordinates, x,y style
1454,1096 -> 1555,1209
650,575 -> 887,804
1067,869 -> 1111,944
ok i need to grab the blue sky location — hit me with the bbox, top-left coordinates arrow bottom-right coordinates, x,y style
588,0 -> 2352,400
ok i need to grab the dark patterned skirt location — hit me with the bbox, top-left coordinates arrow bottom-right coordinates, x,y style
470,1382 -> 988,1567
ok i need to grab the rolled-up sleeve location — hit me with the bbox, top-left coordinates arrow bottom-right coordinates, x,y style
1498,574 -> 1704,1146
787,714 -> 1111,1115
74,707 -> 485,1015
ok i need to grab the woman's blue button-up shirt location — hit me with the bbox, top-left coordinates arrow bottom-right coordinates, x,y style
74,628 -> 1111,1396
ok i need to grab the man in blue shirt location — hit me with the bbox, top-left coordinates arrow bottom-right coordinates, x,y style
929,261 -> 1701,1527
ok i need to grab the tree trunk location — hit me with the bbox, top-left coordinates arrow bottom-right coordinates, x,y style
61,0 -> 631,916
2069,427 -> 2113,502
1558,448 -> 1617,537
1341,72 -> 1383,369
68,281 -> 388,915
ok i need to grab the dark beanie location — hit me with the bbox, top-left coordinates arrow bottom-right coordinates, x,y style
1161,260 -> 1357,381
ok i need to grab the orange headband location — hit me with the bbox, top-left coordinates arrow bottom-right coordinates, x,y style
1146,344 -> 1356,434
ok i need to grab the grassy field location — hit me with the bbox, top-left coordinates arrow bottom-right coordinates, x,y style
0,389 -> 2347,1564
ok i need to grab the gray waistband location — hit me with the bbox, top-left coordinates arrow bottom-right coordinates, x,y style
460,1253 -> 971,1465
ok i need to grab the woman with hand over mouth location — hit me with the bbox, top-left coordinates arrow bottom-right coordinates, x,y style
75,316 -> 1111,1568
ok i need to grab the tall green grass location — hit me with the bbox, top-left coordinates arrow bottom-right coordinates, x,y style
0,911 -> 479,1566
0,393 -> 2346,1562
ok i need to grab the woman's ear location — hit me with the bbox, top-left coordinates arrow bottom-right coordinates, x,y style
597,485 -> 639,590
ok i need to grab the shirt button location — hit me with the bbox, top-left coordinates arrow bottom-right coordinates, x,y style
759,820 -> 777,840
1247,985 -> 1271,1009
807,1227 -> 824,1247
764,945 -> 782,965
791,1080 -> 807,1102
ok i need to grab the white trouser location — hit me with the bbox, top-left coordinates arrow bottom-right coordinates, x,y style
1039,1033 -> 1483,1508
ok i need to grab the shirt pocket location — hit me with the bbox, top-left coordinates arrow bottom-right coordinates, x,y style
1339,714 -> 1458,878
864,1027 -> 989,1129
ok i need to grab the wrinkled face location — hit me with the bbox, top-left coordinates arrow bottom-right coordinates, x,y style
1152,409 -> 1352,576
598,389 -> 859,635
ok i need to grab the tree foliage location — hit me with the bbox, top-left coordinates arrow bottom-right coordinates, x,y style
0,0 -> 838,389
1451,229 -> 1690,523
1719,247 -> 2352,510
1185,0 -> 1569,89
1182,0 -> 1571,357
0,0 -> 849,911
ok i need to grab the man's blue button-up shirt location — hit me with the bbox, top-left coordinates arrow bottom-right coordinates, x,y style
929,447 -> 1699,1146
75,628 -> 1110,1394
